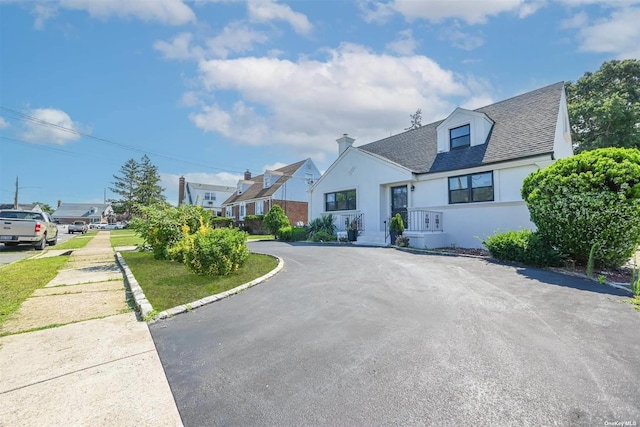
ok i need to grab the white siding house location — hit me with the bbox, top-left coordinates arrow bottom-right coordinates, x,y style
309,82 -> 574,248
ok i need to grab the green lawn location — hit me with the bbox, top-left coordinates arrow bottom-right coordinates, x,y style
53,232 -> 96,250
121,251 -> 278,312
0,256 -> 70,330
247,234 -> 274,240
110,230 -> 144,247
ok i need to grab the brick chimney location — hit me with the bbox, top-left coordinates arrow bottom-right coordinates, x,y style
178,176 -> 185,205
337,133 -> 355,156
244,170 -> 252,180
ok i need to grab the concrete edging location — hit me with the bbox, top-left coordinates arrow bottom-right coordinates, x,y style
116,251 -> 284,323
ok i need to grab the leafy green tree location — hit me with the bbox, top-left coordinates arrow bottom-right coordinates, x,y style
521,147 -> 640,268
32,202 -> 53,214
263,205 -> 290,238
566,60 -> 640,153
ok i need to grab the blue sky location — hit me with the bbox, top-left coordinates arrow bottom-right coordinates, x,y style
1,0 -> 639,208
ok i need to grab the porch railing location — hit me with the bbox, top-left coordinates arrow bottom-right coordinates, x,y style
332,212 -> 365,233
406,209 -> 443,232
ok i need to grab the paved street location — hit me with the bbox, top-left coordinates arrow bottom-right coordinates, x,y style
150,242 -> 640,427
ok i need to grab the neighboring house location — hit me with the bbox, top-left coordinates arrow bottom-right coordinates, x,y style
222,159 -> 321,225
177,178 -> 235,216
52,202 -> 114,225
0,203 -> 43,212
309,82 -> 574,248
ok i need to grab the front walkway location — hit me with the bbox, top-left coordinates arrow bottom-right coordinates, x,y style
0,232 -> 182,426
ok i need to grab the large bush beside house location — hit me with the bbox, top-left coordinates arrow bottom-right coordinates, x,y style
263,205 -> 290,239
521,147 -> 640,267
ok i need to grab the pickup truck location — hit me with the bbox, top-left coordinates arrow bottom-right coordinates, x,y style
68,221 -> 88,234
0,210 -> 59,250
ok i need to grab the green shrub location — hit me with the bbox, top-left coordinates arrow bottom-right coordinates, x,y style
263,205 -> 290,237
181,227 -> 249,276
522,147 -> 640,268
212,217 -> 233,228
390,213 -> 405,234
291,227 -> 308,241
130,204 -> 211,260
244,215 -> 263,221
311,231 -> 337,242
308,214 -> 336,238
482,229 -> 562,267
277,225 -> 293,241
243,215 -> 266,234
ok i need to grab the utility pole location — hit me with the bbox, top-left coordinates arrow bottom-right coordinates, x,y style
14,176 -> 18,209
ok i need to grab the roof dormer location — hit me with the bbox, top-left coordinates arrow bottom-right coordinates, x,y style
436,108 -> 494,153
237,179 -> 254,195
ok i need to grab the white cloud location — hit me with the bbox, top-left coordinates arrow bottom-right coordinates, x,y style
363,0 -> 539,25
385,29 -> 418,55
247,0 -> 313,35
561,11 -> 588,29
32,4 -> 57,29
206,22 -> 269,58
155,24 -> 269,61
154,33 -> 204,60
34,0 -> 196,27
21,108 -> 85,145
188,43 -> 491,158
576,7 -> 640,58
263,162 -> 287,171
0,117 -> 9,129
440,28 -> 485,51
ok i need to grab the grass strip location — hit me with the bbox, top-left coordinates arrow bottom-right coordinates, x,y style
0,256 -> 69,327
54,233 -> 96,250
121,251 -> 278,312
247,234 -> 274,240
111,234 -> 144,247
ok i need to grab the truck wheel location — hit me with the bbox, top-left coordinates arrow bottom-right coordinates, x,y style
35,235 -> 47,250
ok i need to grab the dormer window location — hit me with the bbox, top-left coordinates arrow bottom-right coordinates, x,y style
450,124 -> 470,149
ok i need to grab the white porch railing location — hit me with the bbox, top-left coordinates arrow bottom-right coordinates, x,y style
406,209 -> 443,232
326,212 -> 365,232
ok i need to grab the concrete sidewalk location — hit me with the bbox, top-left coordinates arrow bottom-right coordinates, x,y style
0,232 -> 183,427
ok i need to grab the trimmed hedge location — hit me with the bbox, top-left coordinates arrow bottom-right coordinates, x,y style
482,229 -> 562,267
181,227 -> 250,276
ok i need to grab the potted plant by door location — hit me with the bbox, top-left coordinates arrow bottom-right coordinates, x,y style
389,213 -> 405,245
347,219 -> 358,242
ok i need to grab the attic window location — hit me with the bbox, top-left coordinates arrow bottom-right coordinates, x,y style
450,124 -> 470,149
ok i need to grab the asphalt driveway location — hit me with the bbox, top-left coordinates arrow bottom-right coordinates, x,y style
150,242 -> 640,427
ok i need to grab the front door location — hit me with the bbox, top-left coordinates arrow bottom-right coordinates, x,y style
391,185 -> 408,227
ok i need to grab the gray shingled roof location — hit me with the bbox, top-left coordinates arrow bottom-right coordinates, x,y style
359,82 -> 564,174
223,160 -> 308,205
52,203 -> 111,219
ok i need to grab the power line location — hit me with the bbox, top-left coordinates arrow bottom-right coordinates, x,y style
0,106 -> 249,175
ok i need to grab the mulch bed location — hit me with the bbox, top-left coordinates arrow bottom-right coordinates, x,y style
432,247 -> 636,286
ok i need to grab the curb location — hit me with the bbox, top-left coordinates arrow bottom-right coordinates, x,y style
116,251 -> 284,323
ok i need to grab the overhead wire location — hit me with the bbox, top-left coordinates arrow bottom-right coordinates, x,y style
0,106 -> 250,175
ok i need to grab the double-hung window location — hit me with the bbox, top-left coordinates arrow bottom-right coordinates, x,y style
325,189 -> 356,211
450,124 -> 470,149
448,172 -> 494,204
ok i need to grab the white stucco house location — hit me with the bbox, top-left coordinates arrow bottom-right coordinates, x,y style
308,82 -> 574,248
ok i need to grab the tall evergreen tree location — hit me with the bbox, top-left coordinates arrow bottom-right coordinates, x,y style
137,155 -> 166,206
110,158 -> 140,216
566,59 -> 640,152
